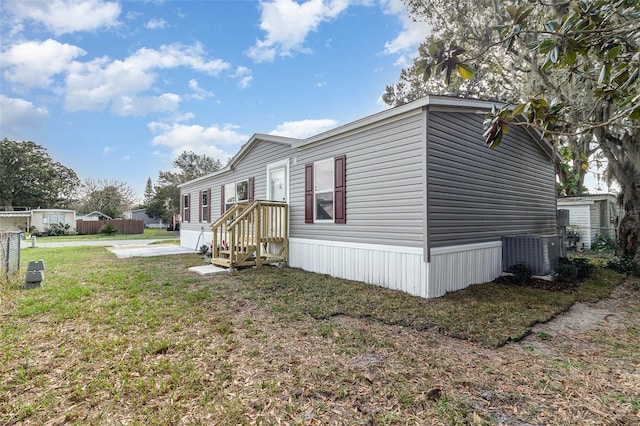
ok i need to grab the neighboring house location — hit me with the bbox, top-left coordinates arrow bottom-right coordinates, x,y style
557,194 -> 621,249
77,211 -> 112,221
30,209 -> 76,233
179,96 -> 558,298
0,210 -> 32,231
0,209 -> 76,233
123,209 -> 165,228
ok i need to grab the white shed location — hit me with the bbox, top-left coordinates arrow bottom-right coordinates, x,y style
557,194 -> 621,249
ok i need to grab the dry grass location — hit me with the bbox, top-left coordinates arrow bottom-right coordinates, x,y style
1,247 -> 639,425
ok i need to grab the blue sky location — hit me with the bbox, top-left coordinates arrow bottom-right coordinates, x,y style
0,0 -> 431,201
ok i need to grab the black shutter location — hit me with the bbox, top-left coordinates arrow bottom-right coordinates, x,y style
248,177 -> 255,202
198,190 -> 202,223
305,163 -> 314,223
334,155 -> 346,224
208,188 -> 212,222
220,185 -> 225,213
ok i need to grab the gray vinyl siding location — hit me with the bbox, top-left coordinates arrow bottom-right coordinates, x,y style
179,141 -> 294,233
427,111 -> 556,247
290,111 -> 426,246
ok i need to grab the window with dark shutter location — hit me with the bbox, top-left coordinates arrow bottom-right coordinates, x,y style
305,156 -> 346,224
200,189 -> 209,222
198,190 -> 203,223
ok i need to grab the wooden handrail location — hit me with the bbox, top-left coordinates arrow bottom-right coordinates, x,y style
210,202 -> 249,230
210,200 -> 288,269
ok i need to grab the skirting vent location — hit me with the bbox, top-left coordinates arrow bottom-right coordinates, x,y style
502,235 -> 559,276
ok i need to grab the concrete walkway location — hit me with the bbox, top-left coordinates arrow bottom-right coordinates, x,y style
107,243 -> 193,258
20,238 -> 173,249
20,238 -> 194,258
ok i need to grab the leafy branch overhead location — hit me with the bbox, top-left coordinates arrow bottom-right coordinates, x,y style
415,0 -> 640,148
415,40 -> 475,85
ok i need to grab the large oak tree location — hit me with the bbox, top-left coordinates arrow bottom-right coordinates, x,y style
0,139 -> 80,210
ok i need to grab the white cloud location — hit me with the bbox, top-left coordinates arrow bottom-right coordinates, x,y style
247,0 -> 349,62
380,0 -> 431,65
148,121 -> 248,161
112,93 -> 182,116
0,95 -> 49,139
187,79 -> 215,101
103,146 -> 116,155
145,18 -> 167,29
1,39 -> 86,89
269,118 -> 337,138
233,66 -> 253,89
64,43 -> 230,114
4,0 -> 121,35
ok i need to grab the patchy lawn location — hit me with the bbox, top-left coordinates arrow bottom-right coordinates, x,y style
1,247 -> 639,425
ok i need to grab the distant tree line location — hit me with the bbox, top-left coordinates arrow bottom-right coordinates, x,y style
1,138 -> 222,224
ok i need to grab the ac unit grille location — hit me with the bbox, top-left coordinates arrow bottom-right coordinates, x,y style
502,235 -> 559,276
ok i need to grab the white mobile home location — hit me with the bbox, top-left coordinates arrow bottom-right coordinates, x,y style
179,96 -> 558,298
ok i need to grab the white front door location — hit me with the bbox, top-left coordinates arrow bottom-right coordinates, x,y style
267,160 -> 288,202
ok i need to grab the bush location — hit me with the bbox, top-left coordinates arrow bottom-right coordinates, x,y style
48,222 -> 72,236
554,257 -> 594,283
592,234 -> 616,252
99,224 -> 118,235
508,262 -> 533,284
606,256 -> 640,277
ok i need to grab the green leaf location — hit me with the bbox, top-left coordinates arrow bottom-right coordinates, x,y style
565,49 -> 577,66
607,46 -> 621,59
456,63 -> 475,80
512,103 -> 526,116
538,39 -> 555,54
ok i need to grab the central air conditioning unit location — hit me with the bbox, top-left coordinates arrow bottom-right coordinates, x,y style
502,235 -> 559,276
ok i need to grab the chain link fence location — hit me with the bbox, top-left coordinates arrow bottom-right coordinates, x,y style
1,231 -> 21,281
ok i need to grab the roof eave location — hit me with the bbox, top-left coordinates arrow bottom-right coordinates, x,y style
178,133 -> 298,188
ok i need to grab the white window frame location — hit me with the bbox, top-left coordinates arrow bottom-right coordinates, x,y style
225,179 -> 249,211
43,213 -> 65,225
183,194 -> 189,222
314,158 -> 334,222
266,159 -> 289,203
201,190 -> 209,223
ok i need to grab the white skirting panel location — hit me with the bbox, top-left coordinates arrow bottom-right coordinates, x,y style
289,238 -> 428,298
428,241 -> 503,298
181,229 -> 213,251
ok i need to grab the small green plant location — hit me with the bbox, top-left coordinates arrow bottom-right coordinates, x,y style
536,331 -> 550,340
99,224 -> 118,235
554,259 -> 578,283
509,262 -> 533,284
554,257 -> 594,283
606,256 -> 640,277
592,234 -> 616,252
